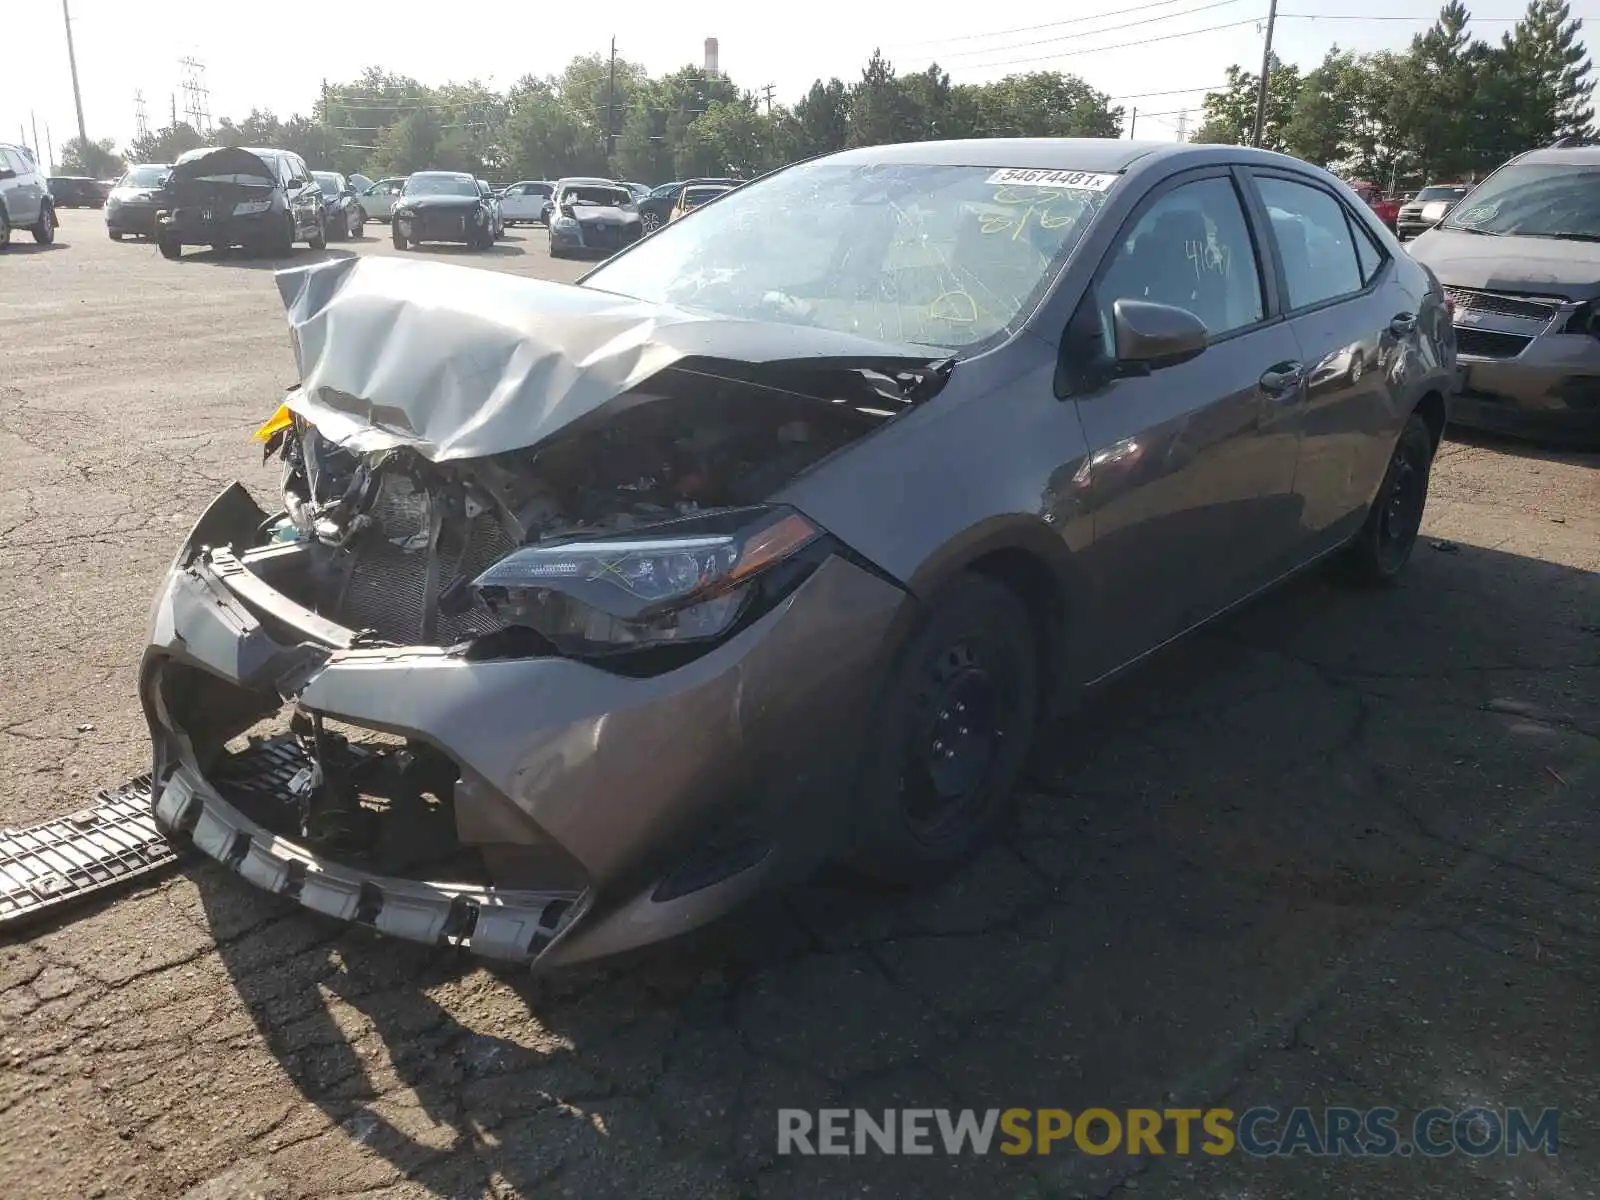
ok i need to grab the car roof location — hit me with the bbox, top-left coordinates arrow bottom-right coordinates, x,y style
1513,145 -> 1600,166
557,176 -> 618,186
409,170 -> 473,179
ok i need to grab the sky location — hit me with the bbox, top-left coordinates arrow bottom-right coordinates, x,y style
0,0 -> 1578,165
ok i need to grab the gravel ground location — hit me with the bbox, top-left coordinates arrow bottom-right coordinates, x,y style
1,210 -> 1597,1199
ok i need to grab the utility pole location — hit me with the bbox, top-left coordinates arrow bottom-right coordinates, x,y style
61,0 -> 89,151
760,83 -> 776,115
1128,107 -> 1138,139
1176,109 -> 1189,143
45,125 -> 55,173
605,38 -> 617,159
1251,0 -> 1279,148
31,112 -> 41,162
171,93 -> 178,129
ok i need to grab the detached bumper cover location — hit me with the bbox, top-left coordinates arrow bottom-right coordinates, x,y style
143,484 -> 910,966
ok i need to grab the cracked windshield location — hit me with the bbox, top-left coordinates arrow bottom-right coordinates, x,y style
585,162 -> 1110,351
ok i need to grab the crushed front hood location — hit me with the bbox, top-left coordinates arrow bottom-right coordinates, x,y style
1408,227 -> 1600,301
170,146 -> 276,183
273,255 -> 946,461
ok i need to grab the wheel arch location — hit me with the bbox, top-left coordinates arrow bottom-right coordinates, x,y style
1414,388 -> 1447,450
899,516 -> 1086,715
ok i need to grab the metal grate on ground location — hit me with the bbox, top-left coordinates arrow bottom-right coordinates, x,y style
0,778 -> 181,930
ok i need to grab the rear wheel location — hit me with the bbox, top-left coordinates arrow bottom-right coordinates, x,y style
349,208 -> 364,238
849,574 -> 1040,884
392,229 -> 408,250
308,217 -> 327,251
0,211 -> 12,249
641,211 -> 661,233
1342,412 -> 1435,585
31,204 -> 55,244
272,214 -> 295,257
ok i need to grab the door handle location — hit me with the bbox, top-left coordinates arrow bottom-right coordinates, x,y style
1390,312 -> 1418,336
1259,361 -> 1305,398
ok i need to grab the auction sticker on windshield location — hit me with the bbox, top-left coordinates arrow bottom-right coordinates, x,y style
984,169 -> 1119,191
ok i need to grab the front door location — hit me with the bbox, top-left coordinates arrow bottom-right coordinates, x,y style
1068,169 -> 1306,678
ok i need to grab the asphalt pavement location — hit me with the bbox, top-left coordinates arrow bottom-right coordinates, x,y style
0,210 -> 1596,1199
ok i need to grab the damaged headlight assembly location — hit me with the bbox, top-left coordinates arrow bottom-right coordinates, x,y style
471,507 -> 824,655
234,199 -> 273,216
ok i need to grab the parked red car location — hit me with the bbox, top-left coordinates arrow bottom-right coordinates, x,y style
1348,180 -> 1401,232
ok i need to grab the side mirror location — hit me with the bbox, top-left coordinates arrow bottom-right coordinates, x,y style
559,204 -> 576,219
1112,299 -> 1209,369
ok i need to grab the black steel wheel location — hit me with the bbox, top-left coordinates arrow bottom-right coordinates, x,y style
31,204 -> 55,244
850,574 -> 1039,884
1343,412 -> 1435,585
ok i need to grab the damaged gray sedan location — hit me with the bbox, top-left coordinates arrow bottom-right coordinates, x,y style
142,140 -> 1455,967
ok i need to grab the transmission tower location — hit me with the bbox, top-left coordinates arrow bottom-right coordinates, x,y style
1176,110 -> 1189,143
134,90 -> 150,140
178,57 -> 212,135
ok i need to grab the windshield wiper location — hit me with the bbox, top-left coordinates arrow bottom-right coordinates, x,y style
1443,225 -> 1504,236
1542,231 -> 1600,242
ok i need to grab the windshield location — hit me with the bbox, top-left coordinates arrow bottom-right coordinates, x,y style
584,161 -> 1113,353
313,172 -> 342,196
564,186 -> 630,207
404,174 -> 478,197
120,165 -> 168,187
1416,185 -> 1468,203
1444,163 -> 1600,238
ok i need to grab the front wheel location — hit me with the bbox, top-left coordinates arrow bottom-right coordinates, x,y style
349,209 -> 364,238
157,234 -> 182,260
31,205 -> 55,244
848,574 -> 1040,885
392,230 -> 408,250
1342,412 -> 1435,586
641,211 -> 661,233
308,218 -> 327,251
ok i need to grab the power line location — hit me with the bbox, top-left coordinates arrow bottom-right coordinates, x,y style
888,0 -> 1222,51
1111,84 -> 1230,99
948,16 -> 1262,72
941,0 -> 1245,60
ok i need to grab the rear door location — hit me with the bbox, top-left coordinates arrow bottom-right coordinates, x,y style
1069,168 -> 1306,675
1244,171 -> 1421,549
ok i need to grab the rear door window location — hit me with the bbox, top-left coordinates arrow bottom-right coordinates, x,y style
1255,176 -> 1367,310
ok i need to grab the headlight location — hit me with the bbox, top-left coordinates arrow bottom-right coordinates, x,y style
233,199 -> 272,216
473,507 -> 822,654
551,216 -> 577,231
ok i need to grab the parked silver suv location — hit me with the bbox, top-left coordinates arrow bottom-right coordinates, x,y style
0,142 -> 57,248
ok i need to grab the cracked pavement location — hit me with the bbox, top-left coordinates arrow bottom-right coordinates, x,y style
1,212 -> 1597,1199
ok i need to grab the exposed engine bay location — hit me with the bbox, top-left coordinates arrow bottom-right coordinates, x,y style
259,364 -> 933,648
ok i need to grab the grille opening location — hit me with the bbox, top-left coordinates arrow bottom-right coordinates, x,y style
1455,327 -> 1532,359
210,715 -> 492,886
1444,287 -> 1560,322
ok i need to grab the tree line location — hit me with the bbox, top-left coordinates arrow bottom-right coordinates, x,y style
53,1 -> 1592,190
58,50 -> 1122,183
1196,0 -> 1592,185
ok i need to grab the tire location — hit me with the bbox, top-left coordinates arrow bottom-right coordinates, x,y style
0,210 -> 11,249
549,243 -> 566,259
350,208 -> 364,238
308,217 -> 327,251
641,211 -> 661,233
157,234 -> 182,260
848,574 -> 1040,885
31,204 -> 55,245
109,230 -> 124,241
392,230 -> 408,250
1342,412 -> 1435,586
272,214 -> 295,257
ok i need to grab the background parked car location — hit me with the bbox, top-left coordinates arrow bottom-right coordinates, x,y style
1408,144 -> 1600,446
499,180 -> 554,226
105,163 -> 170,240
313,171 -> 365,240
360,177 -> 408,221
477,179 -> 505,238
156,145 -> 326,259
547,178 -> 643,257
0,142 -> 56,247
622,181 -> 652,202
1396,183 -> 1472,239
671,182 -> 733,221
391,171 -> 496,250
636,177 -> 742,232
348,173 -> 374,196
47,176 -> 106,207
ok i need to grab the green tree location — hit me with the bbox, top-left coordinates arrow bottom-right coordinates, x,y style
1390,1 -> 1481,179
848,50 -> 921,146
1502,0 -> 1594,142
1195,57 -> 1302,148
793,78 -> 851,157
674,98 -> 778,177
971,72 -> 1123,138
126,123 -> 205,164
57,136 -> 124,177
504,76 -> 603,180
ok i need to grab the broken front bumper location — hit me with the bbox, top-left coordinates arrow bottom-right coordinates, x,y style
142,485 -> 910,967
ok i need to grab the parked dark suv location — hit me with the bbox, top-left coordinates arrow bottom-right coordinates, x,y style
0,142 -> 56,247
156,145 -> 327,259
1395,183 -> 1470,240
47,176 -> 106,207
